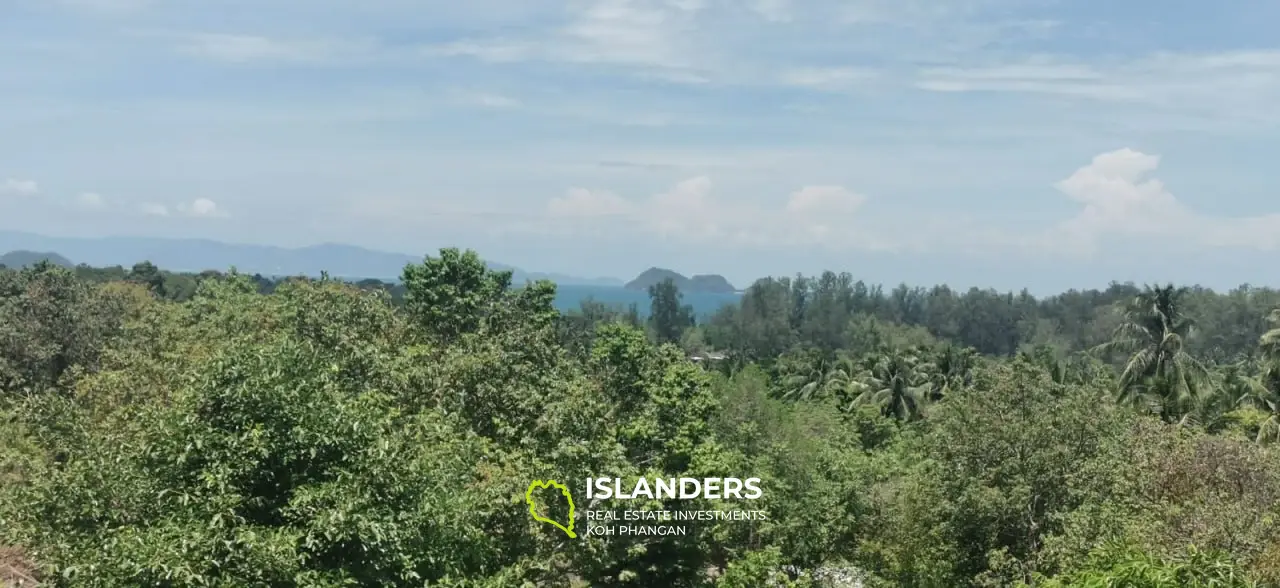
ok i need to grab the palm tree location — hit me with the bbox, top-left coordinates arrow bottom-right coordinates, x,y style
1021,344 -> 1072,385
1253,310 -> 1280,442
1197,360 -> 1264,432
1093,284 -> 1210,423
928,343 -> 975,401
1248,387 -> 1280,444
777,351 -> 856,402
1262,308 -> 1280,364
1219,360 -> 1280,444
850,350 -> 930,421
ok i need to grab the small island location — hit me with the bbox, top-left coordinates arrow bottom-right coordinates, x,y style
623,267 -> 737,294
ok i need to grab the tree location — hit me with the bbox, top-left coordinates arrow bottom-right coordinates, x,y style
774,349 -> 857,403
928,343 -> 977,400
647,278 -> 694,345
849,349 -> 930,421
1262,308 -> 1280,367
1228,359 -> 1280,443
861,359 -> 1134,586
1036,542 -> 1261,587
1096,284 -> 1210,422
400,248 -> 513,343
0,263 -> 124,393
127,260 -> 166,297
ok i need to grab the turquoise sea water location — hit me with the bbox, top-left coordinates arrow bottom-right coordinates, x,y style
551,285 -> 741,318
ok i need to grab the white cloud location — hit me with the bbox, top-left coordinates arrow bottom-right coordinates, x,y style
171,33 -> 378,64
465,92 -> 521,109
430,39 -> 532,63
542,176 -> 888,249
0,178 -> 38,196
77,192 -> 106,209
785,185 -> 867,215
179,197 -> 225,217
427,0 -> 699,72
1055,149 -> 1193,238
779,67 -> 878,90
141,198 -> 225,218
914,51 -> 1280,124
548,187 -> 633,217
560,0 -> 702,68
534,150 -> 1280,257
1044,148 -> 1280,254
647,176 -> 727,238
423,0 -> 716,82
140,202 -> 169,216
750,0 -> 791,22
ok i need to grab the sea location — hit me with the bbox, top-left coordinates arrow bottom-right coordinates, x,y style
551,284 -> 742,319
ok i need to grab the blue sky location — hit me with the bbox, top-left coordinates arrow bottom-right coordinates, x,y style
3,0 -> 1280,292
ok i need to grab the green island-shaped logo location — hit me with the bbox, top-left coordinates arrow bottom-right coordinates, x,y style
526,480 -> 577,538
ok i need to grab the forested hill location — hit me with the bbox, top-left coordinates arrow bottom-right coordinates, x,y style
2,251 -> 1279,585
0,249 -> 73,268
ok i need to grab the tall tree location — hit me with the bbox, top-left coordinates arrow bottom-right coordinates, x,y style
127,260 -> 165,297
400,248 -> 512,343
647,277 -> 694,345
1096,284 -> 1210,422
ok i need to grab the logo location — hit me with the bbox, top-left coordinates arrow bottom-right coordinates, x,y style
526,480 -> 577,538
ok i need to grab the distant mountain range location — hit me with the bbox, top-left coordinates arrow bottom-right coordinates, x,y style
623,267 -> 737,294
0,231 -> 624,287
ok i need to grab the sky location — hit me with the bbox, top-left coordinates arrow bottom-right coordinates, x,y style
3,0 -> 1280,292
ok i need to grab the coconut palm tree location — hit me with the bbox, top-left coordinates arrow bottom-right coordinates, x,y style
1196,360 -> 1265,432
1253,310 -> 1280,442
850,349 -> 930,421
1249,387 -> 1280,444
1220,360 -> 1280,444
776,351 -> 856,402
928,343 -> 975,401
1262,308 -> 1280,364
1093,284 -> 1210,423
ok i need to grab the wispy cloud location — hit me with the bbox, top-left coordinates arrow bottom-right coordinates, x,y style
915,51 -> 1280,125
779,67 -> 879,90
448,90 -> 521,109
165,32 -> 380,65
76,192 -> 106,209
425,0 -> 706,76
0,179 -> 38,196
177,198 -> 227,218
140,203 -> 169,216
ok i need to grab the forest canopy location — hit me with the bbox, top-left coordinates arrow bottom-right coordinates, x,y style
1,251 -> 1279,587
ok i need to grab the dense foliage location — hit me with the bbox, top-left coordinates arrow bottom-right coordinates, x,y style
2,253 -> 1279,587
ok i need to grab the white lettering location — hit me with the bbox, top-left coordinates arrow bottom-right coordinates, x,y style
594,477 -> 614,499
631,478 -> 654,499
703,478 -> 721,499
723,478 -> 743,499
656,478 -> 677,499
